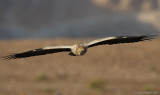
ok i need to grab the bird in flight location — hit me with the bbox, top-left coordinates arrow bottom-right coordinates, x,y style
3,35 -> 155,60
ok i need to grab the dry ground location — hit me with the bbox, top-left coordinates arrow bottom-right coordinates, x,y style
0,38 -> 160,95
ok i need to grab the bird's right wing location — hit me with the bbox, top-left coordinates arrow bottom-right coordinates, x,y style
3,46 -> 72,60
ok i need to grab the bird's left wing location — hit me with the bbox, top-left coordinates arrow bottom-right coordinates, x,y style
87,35 -> 155,48
3,46 -> 72,60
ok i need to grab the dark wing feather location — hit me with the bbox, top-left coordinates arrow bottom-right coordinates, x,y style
3,47 -> 71,60
88,35 -> 155,48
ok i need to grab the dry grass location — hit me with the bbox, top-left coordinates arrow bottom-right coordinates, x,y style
0,38 -> 160,95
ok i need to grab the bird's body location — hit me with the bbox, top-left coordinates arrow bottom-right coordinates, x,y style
70,43 -> 88,56
3,35 -> 155,60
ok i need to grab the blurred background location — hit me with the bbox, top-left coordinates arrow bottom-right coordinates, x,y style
0,0 -> 160,95
0,0 -> 160,39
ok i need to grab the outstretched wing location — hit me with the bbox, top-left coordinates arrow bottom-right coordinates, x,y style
3,46 -> 71,60
87,35 -> 155,48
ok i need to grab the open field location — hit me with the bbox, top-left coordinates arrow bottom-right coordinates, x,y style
0,38 -> 160,95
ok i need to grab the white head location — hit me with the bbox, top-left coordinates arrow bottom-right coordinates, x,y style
71,43 -> 88,56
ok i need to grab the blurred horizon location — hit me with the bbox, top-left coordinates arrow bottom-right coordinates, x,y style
0,0 -> 160,39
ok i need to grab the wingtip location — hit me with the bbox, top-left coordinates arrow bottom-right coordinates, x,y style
142,34 -> 157,41
2,55 -> 17,61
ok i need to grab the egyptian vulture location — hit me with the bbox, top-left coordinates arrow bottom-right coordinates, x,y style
3,35 -> 155,60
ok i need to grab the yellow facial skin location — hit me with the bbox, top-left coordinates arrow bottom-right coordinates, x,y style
76,46 -> 87,56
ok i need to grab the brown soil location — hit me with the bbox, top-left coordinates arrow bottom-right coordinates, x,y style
0,38 -> 160,95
